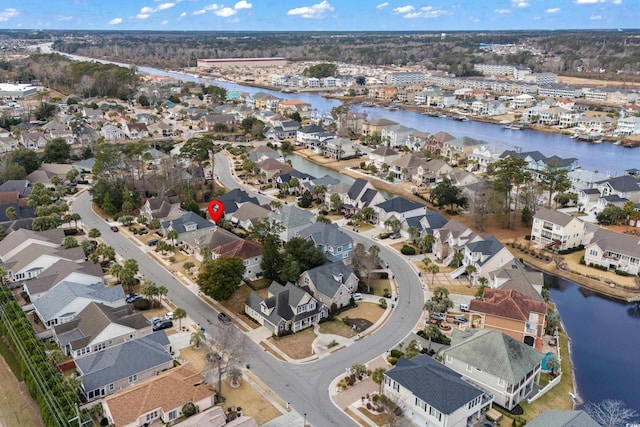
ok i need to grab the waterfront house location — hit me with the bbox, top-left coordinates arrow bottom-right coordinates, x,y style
441,329 -> 544,411
442,136 -> 485,162
248,145 -> 284,163
263,120 -> 299,141
390,152 -> 428,182
298,261 -> 358,310
244,282 -> 327,336
102,363 -> 215,427
433,219 -> 481,265
257,158 -> 293,182
568,169 -> 609,192
584,228 -> 640,275
324,137 -> 358,160
412,158 -> 454,186
383,355 -> 492,427
469,288 -> 547,349
451,236 -> 517,284
489,266 -> 544,301
368,146 -> 400,171
616,116 -> 640,136
530,207 -> 586,251
361,118 -> 398,137
76,331 -> 174,402
342,178 -> 386,214
381,124 -> 415,148
527,410 -> 600,427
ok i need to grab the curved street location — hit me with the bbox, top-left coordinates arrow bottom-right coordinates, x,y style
72,154 -> 425,426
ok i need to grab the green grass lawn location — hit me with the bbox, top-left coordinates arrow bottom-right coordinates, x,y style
365,278 -> 391,297
0,333 -> 23,381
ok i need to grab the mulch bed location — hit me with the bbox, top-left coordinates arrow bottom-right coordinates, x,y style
344,318 -> 373,333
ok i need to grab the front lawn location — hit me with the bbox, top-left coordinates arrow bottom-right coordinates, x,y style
319,320 -> 356,338
362,278 -> 391,297
267,327 -> 317,359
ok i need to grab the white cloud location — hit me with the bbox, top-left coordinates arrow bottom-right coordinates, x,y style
393,5 -> 415,14
179,11 -> 187,17
204,4 -> 220,10
215,7 -> 237,17
590,14 -> 602,19
287,1 -> 334,19
107,17 -> 122,25
136,13 -> 151,19
546,7 -> 560,13
404,6 -> 451,18
494,9 -> 511,14
57,15 -> 74,21
136,3 -> 175,19
234,1 -> 252,10
0,8 -> 20,22
574,0 -> 605,3
161,19 -> 169,24
376,2 -> 389,9
511,0 -> 529,7
156,3 -> 175,11
612,0 -> 622,4
192,9 -> 206,15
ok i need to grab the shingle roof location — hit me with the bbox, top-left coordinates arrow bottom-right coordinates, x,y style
588,228 -> 640,258
347,178 -> 368,200
161,211 -> 214,235
465,236 -> 506,264
25,259 -> 103,296
492,267 -> 544,303
103,363 -> 213,427
370,146 -> 399,157
269,205 -> 315,229
385,355 -> 484,415
4,244 -> 85,274
534,207 -> 580,227
75,331 -> 172,393
597,175 -> 640,193
0,228 -> 63,258
470,288 -> 547,321
303,261 -> 354,299
33,282 -> 125,322
526,410 -> 600,427
367,118 -> 398,126
375,197 -> 424,214
212,239 -> 261,260
298,222 -> 352,249
444,329 -> 544,384
245,282 -> 322,327
231,202 -> 271,223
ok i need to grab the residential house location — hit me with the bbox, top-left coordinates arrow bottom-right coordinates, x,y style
615,116 -> 640,136
568,169 -> 609,192
324,137 -> 357,160
298,261 -> 358,310
578,188 -> 602,213
124,122 -> 150,140
269,205 -> 316,242
530,207 -> 586,251
467,145 -> 502,173
184,227 -> 241,263
218,189 -> 260,216
263,120 -> 299,141
412,159 -> 454,186
0,136 -> 18,153
390,153 -> 428,182
257,158 -> 293,182
447,169 -> 479,187
22,259 -> 104,301
381,124 -> 414,148
584,228 -> 640,275
374,197 -> 427,230
595,175 -> 640,206
33,281 -> 126,328
452,236 -> 517,284
276,170 -> 315,193
244,282 -> 327,336
442,137 -> 485,162
297,222 -> 353,264
20,131 -> 48,149
2,241 -> 85,283
341,178 -> 386,214
102,364 -> 215,427
405,210 -> 448,239
361,118 -> 398,137
160,211 -> 215,246
230,203 -> 271,231
148,121 -> 174,138
296,124 -> 332,148
527,410 -> 600,427
481,101 -> 507,116
53,302 -> 151,358
368,146 -> 400,171
199,114 -> 237,132
425,131 -> 456,153
101,124 -> 125,141
442,329 -> 544,411
336,111 -> 366,135
406,130 -> 429,151
141,196 -> 182,221
498,150 -> 578,177
469,288 -> 548,349
383,355 -> 492,427
433,220 -> 481,264
211,239 -> 262,279
277,99 -> 312,119
247,145 -> 284,164
489,267 -> 544,301
76,331 -> 174,402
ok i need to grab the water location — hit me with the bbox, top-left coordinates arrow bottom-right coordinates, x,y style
287,154 -> 354,185
546,274 -> 640,411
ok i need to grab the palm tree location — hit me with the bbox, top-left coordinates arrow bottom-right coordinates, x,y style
137,214 -> 149,226
88,228 -> 101,239
289,177 -> 300,195
227,366 -> 243,387
166,229 -> 179,247
190,329 -> 205,348
4,207 -> 16,221
384,218 -> 402,234
173,307 -> 187,330
422,234 -> 435,253
157,285 -> 168,304
427,263 -> 440,286
371,367 -> 387,393
108,263 -> 123,283
360,207 -> 375,223
464,264 -> 477,283
423,325 -> 440,352
452,251 -> 464,267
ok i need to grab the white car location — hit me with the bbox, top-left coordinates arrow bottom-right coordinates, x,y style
352,293 -> 363,301
165,312 -> 173,320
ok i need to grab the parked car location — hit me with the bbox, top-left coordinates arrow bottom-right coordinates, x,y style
352,293 -> 363,301
344,213 -> 353,219
165,312 -> 173,320
430,313 -> 447,322
150,316 -> 163,325
147,239 -> 159,246
125,293 -> 142,303
152,319 -> 173,331
218,312 -> 231,324
459,303 -> 469,312
110,226 -> 119,232
453,315 -> 468,324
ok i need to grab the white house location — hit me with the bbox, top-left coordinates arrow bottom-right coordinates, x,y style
530,207 -> 586,251
584,228 -> 640,275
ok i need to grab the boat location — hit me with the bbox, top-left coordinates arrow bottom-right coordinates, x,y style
614,141 -> 622,145
569,134 -> 578,139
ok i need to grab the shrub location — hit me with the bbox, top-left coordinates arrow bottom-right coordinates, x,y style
387,356 -> 398,365
366,402 -> 372,410
372,394 -> 379,402
169,256 -> 176,263
100,418 -> 109,426
379,232 -> 390,239
132,298 -> 151,310
182,402 -> 197,418
400,245 -> 416,255
390,349 -> 404,358
615,270 -> 629,276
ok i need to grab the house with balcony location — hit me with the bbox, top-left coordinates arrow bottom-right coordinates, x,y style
381,124 -> 414,148
269,205 -> 316,243
263,120 -> 299,141
361,118 -> 398,137
298,261 -> 358,310
383,355 -> 492,427
442,329 -> 544,411
433,220 -> 481,265
53,302 -> 151,358
469,288 -> 547,349
489,266 -> 544,302
367,146 -> 400,171
374,197 -> 427,230
297,222 -> 353,264
244,282 -> 327,336
584,228 -> 640,275
324,137 -> 357,160
583,175 -> 640,213
341,178 -> 386,214
615,116 -> 640,136
530,207 -> 586,251
451,236 -> 516,284
411,158 -> 454,186
390,153 -> 428,182
296,124 -> 335,151
568,169 -> 609,192
100,124 -> 125,141
442,137 -> 485,162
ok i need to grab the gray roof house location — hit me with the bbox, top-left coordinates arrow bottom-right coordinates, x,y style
584,228 -> 640,275
527,410 -> 599,427
342,178 -> 386,213
374,197 -> 427,227
218,189 -> 260,215
53,302 -> 151,358
269,205 -> 316,242
160,211 -> 215,245
76,331 -> 174,402
32,281 -> 126,328
442,329 -> 544,410
297,222 -> 353,263
454,236 -> 517,284
244,282 -> 327,336
298,261 -> 358,310
383,355 -> 492,427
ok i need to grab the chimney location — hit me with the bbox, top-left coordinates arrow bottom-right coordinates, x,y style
338,273 -> 343,284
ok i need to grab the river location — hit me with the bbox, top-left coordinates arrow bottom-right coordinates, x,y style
546,275 -> 640,411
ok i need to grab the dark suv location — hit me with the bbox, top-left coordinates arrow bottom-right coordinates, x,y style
152,319 -> 173,331
218,312 -> 231,324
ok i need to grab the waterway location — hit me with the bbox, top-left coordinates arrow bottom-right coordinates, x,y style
546,274 -> 640,411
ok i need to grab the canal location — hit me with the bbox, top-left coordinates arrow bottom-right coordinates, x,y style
546,274 -> 640,411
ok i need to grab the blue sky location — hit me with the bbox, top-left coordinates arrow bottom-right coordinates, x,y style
0,0 -> 635,31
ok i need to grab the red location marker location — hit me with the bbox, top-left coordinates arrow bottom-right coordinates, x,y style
207,200 -> 225,223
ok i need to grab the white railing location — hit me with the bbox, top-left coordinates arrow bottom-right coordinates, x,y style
450,264 -> 467,279
526,374 -> 562,404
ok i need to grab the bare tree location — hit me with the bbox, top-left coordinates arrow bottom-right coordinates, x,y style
584,399 -> 638,427
204,326 -> 250,401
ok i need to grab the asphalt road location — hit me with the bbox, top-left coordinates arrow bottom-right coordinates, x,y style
72,168 -> 425,426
